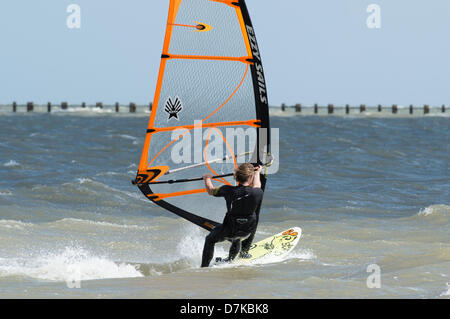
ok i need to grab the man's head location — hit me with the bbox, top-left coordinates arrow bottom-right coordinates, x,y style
234,163 -> 255,184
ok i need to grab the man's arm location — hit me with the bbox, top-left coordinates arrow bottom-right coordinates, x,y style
253,165 -> 262,189
203,174 -> 216,196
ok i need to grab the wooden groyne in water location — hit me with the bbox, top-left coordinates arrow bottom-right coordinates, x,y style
0,102 -> 447,116
278,103 -> 447,116
1,102 -> 154,113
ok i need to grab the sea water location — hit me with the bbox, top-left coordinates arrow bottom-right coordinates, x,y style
0,110 -> 448,298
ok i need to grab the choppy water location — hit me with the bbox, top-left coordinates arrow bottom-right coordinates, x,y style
0,111 -> 449,298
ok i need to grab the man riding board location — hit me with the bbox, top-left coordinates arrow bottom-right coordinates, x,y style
201,163 -> 264,267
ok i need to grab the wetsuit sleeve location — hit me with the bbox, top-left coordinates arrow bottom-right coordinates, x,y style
253,188 -> 264,203
213,185 -> 231,198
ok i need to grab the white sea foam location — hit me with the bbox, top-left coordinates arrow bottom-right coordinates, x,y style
177,228 -> 207,262
288,248 -> 317,261
418,205 -> 450,217
53,107 -> 114,114
72,177 -> 150,203
0,247 -> 143,282
418,207 -> 434,216
3,160 -> 20,167
76,177 -> 91,184
237,247 -> 316,267
440,283 -> 450,297
0,190 -> 12,196
52,218 -> 151,230
118,134 -> 137,140
0,219 -> 33,230
96,171 -> 120,176
176,227 -> 230,268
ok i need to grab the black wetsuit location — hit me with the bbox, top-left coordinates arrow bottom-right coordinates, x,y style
201,185 -> 264,267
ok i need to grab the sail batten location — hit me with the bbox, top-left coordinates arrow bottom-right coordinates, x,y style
162,54 -> 253,63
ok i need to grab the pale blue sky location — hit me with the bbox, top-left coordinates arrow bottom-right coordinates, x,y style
1,0 -> 449,106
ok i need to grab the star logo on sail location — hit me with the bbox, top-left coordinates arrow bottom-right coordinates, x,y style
164,96 -> 183,121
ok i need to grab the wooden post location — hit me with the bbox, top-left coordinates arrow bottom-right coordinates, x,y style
392,104 -> 398,114
96,102 -> 103,109
378,104 -> 382,112
360,104 -> 366,113
61,102 -> 68,110
281,103 -> 286,111
442,104 -> 446,113
327,104 -> 334,114
424,104 -> 430,114
27,102 -> 33,112
409,104 -> 413,114
129,103 -> 136,113
115,102 -> 120,113
47,102 -> 52,113
345,104 -> 350,114
295,104 -> 301,113
82,102 -> 86,108
12,101 -> 17,112
314,103 -> 318,114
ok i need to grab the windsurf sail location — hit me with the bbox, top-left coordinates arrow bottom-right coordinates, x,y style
134,0 -> 271,231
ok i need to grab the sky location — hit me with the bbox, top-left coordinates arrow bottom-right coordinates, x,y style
0,0 -> 449,107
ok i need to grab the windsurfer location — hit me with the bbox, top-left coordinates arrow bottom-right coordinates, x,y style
200,163 -> 264,267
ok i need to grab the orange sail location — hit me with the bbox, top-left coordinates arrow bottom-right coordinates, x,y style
134,0 -> 270,231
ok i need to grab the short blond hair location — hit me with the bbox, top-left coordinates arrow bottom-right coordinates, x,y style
235,163 -> 254,183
